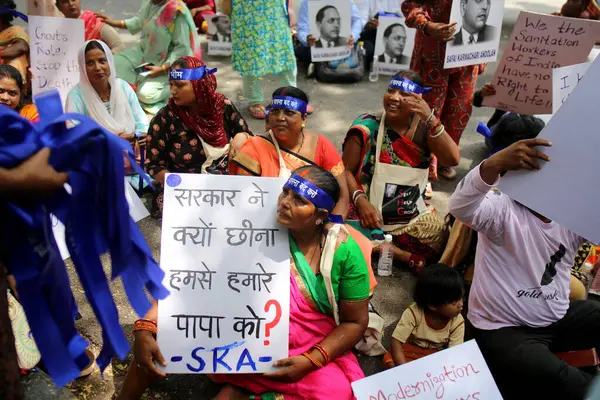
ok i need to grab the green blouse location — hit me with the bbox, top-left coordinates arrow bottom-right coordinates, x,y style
290,234 -> 370,315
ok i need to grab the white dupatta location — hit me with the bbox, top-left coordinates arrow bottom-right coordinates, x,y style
77,40 -> 136,135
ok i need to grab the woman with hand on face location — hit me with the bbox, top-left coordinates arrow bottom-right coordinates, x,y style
145,56 -> 251,217
66,40 -> 148,148
117,165 -> 369,400
0,65 -> 38,121
342,71 -> 459,273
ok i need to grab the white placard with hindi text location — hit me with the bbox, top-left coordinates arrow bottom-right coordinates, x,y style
207,13 -> 232,56
157,174 -> 290,374
444,0 -> 504,68
552,61 -> 591,114
351,340 -> 502,400
51,180 -> 150,260
308,0 -> 352,62
374,15 -> 415,75
497,56 -> 600,243
29,16 -> 84,105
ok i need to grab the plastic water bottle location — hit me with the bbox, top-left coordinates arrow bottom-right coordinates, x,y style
368,51 -> 379,83
377,234 -> 393,277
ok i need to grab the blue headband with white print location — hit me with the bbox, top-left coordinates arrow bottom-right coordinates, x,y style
389,77 -> 432,94
168,66 -> 217,81
283,174 -> 344,224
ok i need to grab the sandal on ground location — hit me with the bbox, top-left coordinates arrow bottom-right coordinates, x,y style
424,182 -> 433,200
408,254 -> 426,274
247,104 -> 266,119
439,166 -> 457,180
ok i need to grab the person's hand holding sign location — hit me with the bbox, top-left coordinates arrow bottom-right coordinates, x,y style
133,330 -> 167,377
347,36 -> 355,48
481,83 -> 496,98
425,21 -> 457,42
480,139 -> 552,185
307,34 -> 317,47
365,18 -> 379,30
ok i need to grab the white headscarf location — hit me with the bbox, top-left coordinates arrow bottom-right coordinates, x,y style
77,40 -> 136,135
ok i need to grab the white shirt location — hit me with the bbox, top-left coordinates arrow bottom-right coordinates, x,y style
216,32 -> 230,42
448,164 -> 584,330
461,29 -> 479,44
355,0 -> 401,24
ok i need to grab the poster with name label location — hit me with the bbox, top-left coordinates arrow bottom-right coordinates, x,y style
351,340 -> 502,400
444,0 -> 504,68
52,180 -> 150,260
157,174 -> 290,374
497,56 -> 600,243
29,16 -> 84,104
374,15 -> 415,75
483,12 -> 599,115
308,0 -> 352,62
207,13 -> 232,56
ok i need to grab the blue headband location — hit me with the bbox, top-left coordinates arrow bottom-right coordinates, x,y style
270,96 -> 308,114
389,77 -> 432,94
168,66 -> 217,81
0,7 -> 27,22
283,174 -> 344,224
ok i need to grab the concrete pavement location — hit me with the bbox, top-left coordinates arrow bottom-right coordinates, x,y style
13,0 -> 568,398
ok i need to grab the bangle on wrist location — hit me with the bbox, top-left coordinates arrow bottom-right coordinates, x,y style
354,192 -> 367,206
133,318 -> 157,335
429,125 -> 445,139
302,351 -> 324,369
425,109 -> 435,127
312,344 -> 330,365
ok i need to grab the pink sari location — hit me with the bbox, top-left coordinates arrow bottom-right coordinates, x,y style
212,271 -> 365,399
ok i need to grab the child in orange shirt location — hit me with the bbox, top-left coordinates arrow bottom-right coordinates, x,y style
383,264 -> 465,368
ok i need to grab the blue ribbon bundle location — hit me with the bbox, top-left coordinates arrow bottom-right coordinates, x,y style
0,90 -> 169,386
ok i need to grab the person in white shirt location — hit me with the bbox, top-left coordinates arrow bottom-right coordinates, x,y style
449,117 -> 600,400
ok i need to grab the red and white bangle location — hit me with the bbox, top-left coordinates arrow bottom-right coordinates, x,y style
352,189 -> 367,206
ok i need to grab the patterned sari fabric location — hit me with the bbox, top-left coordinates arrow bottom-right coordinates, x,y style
401,0 -> 480,145
213,233 -> 369,400
80,10 -> 104,41
0,26 -> 29,84
344,113 -> 448,262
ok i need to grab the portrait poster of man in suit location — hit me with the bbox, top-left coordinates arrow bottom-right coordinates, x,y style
308,0 -> 352,62
453,0 -> 498,45
207,14 -> 232,56
373,15 -> 416,75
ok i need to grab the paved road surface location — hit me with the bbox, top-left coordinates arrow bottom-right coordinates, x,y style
13,0 -> 568,398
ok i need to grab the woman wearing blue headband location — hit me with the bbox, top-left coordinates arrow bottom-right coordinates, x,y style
342,70 -> 459,273
212,165 -> 370,400
0,0 -> 29,86
144,56 -> 252,218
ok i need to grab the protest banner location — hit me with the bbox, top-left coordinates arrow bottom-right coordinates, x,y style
52,180 -> 150,260
482,12 -> 599,115
207,13 -> 232,56
157,174 -> 290,374
444,0 -> 504,68
29,16 -> 84,104
351,340 -> 502,400
309,0 -> 352,62
374,15 -> 415,75
552,61 -> 591,113
497,56 -> 600,243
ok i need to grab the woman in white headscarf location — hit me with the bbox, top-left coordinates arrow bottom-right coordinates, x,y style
66,40 -> 148,142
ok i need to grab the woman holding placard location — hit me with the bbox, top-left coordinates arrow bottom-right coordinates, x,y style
401,0 -> 482,180
117,165 -> 369,400
342,71 -> 459,273
145,56 -> 252,217
0,64 -> 38,121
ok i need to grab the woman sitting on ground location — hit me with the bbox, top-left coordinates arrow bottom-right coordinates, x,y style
66,40 -> 148,145
145,56 -> 251,217
0,64 -> 38,121
342,70 -> 460,273
55,0 -> 124,52
98,0 -> 201,112
0,1 -> 30,84
117,165 -> 370,400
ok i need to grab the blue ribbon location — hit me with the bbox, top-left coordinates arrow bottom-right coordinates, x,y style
0,90 -> 169,386
0,6 -> 28,22
168,66 -> 217,81
389,77 -> 432,95
283,174 -> 343,224
270,96 -> 308,114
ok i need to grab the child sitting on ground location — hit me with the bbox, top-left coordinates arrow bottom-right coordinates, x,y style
383,264 -> 465,369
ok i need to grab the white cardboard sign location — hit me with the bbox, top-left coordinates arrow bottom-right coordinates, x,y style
29,16 -> 84,104
51,180 -> 150,260
157,174 -> 290,374
374,15 -> 415,75
308,0 -> 352,62
552,61 -> 591,113
351,340 -> 502,400
207,13 -> 232,56
497,56 -> 600,243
